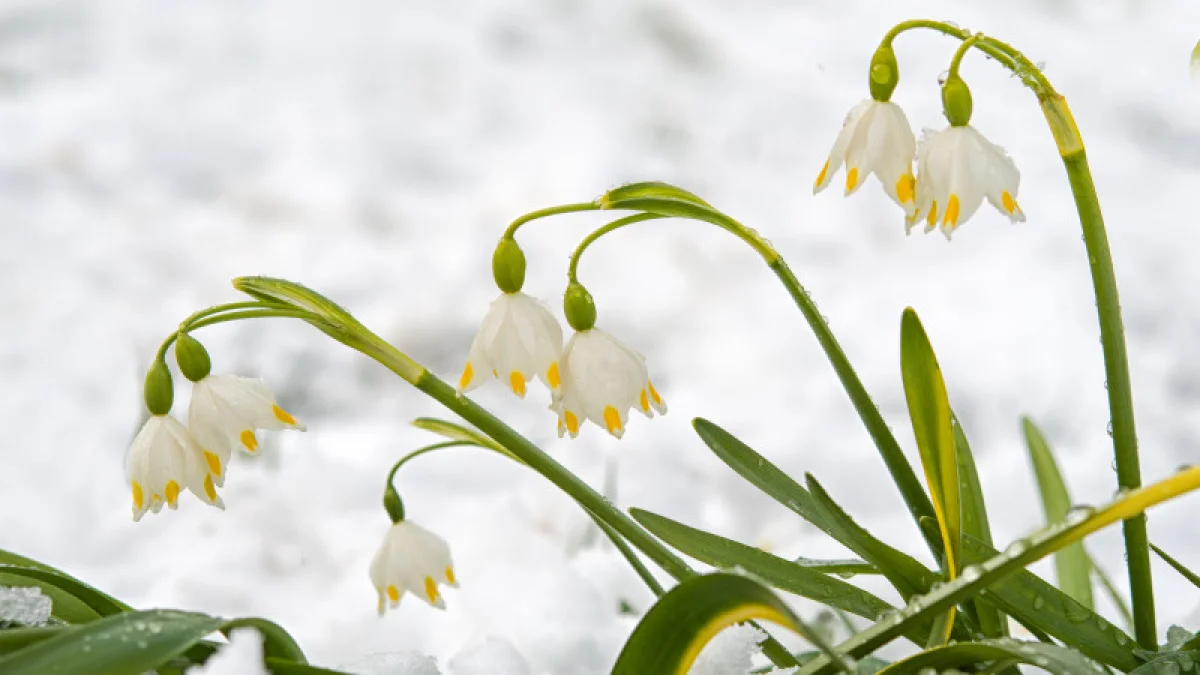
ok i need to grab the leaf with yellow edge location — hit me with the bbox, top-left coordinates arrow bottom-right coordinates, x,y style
898,308 -> 959,644
795,464 -> 1200,674
612,573 -> 853,675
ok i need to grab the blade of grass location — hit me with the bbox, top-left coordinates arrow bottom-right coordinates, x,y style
1023,417 -> 1094,607
1151,543 -> 1200,589
877,638 -> 1107,675
952,412 -> 1007,638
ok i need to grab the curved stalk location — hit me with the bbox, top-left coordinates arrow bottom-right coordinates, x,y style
154,304 -> 321,361
501,202 -> 601,240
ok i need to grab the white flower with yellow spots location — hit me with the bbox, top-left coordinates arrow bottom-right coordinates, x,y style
912,125 -> 1025,239
188,375 -> 305,485
370,520 -> 458,614
553,328 -> 666,439
814,99 -> 918,218
126,414 -> 224,521
457,291 -> 563,399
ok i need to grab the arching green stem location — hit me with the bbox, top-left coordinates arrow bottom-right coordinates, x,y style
153,303 -> 320,362
589,196 -> 942,559
501,202 -> 602,240
948,35 -> 983,78
568,213 -> 667,282
884,19 -> 1150,646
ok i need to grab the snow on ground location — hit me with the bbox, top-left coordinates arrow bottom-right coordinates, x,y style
2,0 -> 1200,672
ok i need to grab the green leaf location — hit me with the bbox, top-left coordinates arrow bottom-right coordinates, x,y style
1091,557 -> 1135,633
1130,650 -> 1200,674
628,509 -> 932,645
899,309 -> 960,583
611,573 -> 826,675
0,565 -> 132,620
951,414 -> 1007,638
0,627 -> 64,656
0,573 -> 98,625
1151,543 -> 1200,590
601,181 -> 712,207
0,609 -> 225,675
959,535 -> 1137,671
794,464 -> 1200,674
1023,417 -> 1093,607
876,638 -> 1107,674
410,417 -> 508,455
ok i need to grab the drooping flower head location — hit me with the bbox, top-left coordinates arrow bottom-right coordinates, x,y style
911,74 -> 1024,239
814,99 -> 918,219
370,519 -> 458,614
188,375 -> 307,484
126,414 -> 224,521
457,291 -> 564,400
553,327 -> 666,439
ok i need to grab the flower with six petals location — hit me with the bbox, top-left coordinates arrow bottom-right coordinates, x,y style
553,328 -> 666,440
911,125 -> 1025,239
458,292 -> 564,399
188,375 -> 306,486
126,414 -> 224,521
814,99 -> 918,219
370,520 -> 458,613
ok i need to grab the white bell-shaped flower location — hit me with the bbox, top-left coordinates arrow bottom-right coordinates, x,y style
457,292 -> 564,399
912,125 -> 1025,239
188,375 -> 306,486
369,520 -> 458,614
814,99 -> 918,218
553,328 -> 666,440
126,414 -> 224,521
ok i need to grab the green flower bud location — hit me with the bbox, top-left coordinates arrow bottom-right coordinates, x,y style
868,45 -> 900,102
492,237 -> 527,294
563,282 -> 596,332
941,73 -> 973,127
144,359 -> 174,415
383,487 -> 405,523
175,332 -> 212,382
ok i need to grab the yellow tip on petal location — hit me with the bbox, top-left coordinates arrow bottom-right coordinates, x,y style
845,167 -> 859,193
649,381 -> 663,406
896,174 -> 915,204
639,389 -> 650,413
1001,191 -> 1017,214
509,371 -> 526,397
926,200 -> 939,228
204,451 -> 223,477
943,194 -> 960,226
240,430 -> 258,452
547,362 -> 560,390
132,482 -> 145,510
564,410 -> 580,436
814,159 -> 830,190
164,480 -> 181,507
424,576 -> 440,604
445,566 -> 457,585
387,585 -> 400,603
603,406 -> 623,437
203,474 -> 218,502
272,404 -> 297,426
458,362 -> 474,391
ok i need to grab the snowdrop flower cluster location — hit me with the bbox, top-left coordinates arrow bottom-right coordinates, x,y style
815,44 -> 1024,239
126,333 -> 304,521
458,239 -> 666,439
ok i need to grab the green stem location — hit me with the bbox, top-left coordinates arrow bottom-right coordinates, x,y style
881,20 -> 1018,73
591,196 -> 941,557
948,35 -> 982,78
592,517 -> 666,597
154,302 -> 308,362
568,213 -> 667,282
1063,148 -> 1152,646
501,202 -> 602,240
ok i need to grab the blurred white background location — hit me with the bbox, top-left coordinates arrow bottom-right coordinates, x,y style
2,0 -> 1200,672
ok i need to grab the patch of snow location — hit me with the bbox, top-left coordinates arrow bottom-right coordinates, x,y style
0,586 -> 52,627
687,623 -> 765,675
187,628 -> 266,675
339,651 -> 442,675
448,636 -> 532,675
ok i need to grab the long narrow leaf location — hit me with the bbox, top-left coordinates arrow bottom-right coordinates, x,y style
1151,543 -> 1200,589
629,509 -> 933,646
877,638 -> 1107,674
952,413 -> 1007,639
0,565 -> 131,620
611,573 -> 835,675
795,464 -> 1200,674
1023,417 -> 1094,607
